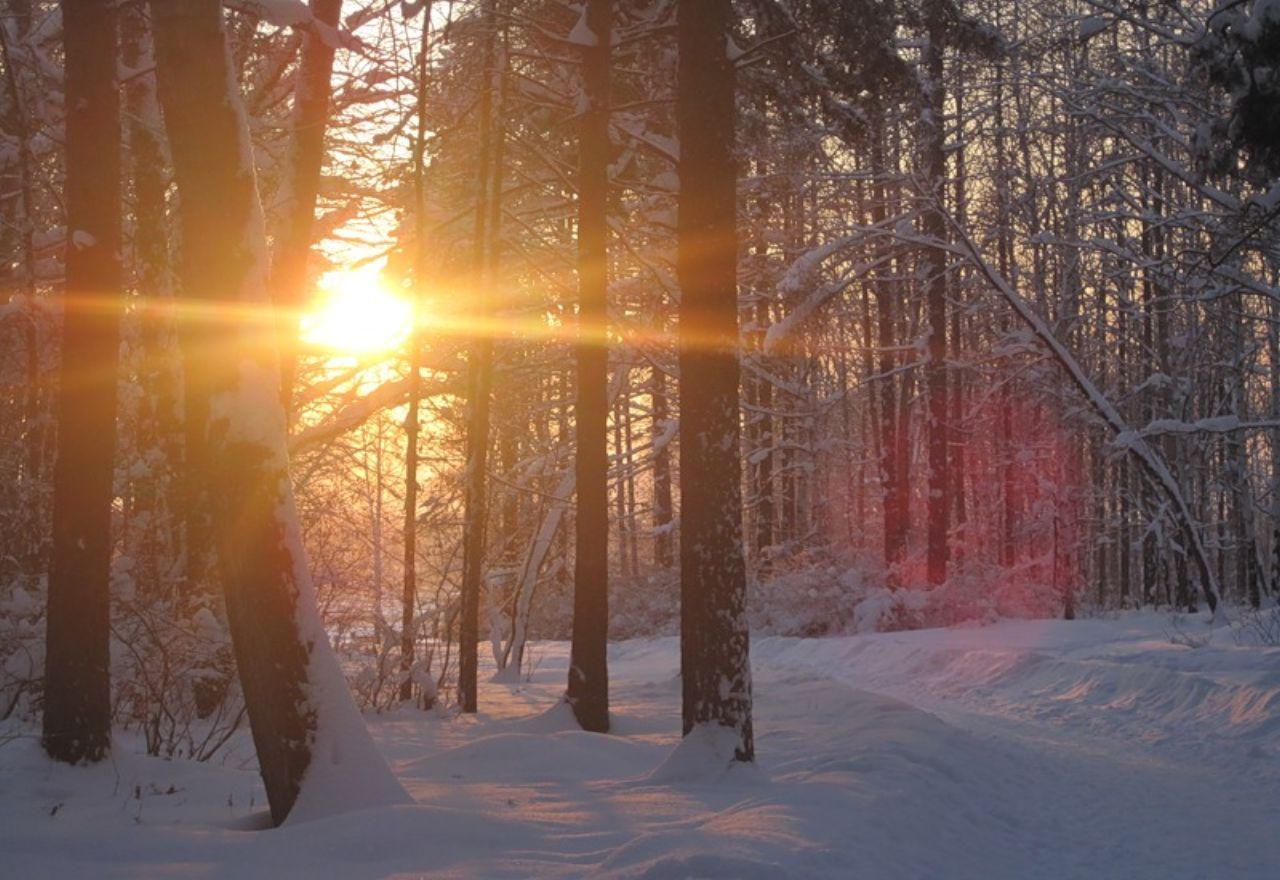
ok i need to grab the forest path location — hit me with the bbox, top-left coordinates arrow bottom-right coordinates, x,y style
750,615 -> 1280,880
365,615 -> 1279,878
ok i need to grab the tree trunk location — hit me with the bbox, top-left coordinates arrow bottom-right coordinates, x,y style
753,296 -> 775,562
922,0 -> 950,587
651,366 -> 674,567
676,0 -> 752,762
950,69 -> 968,538
613,393 -> 629,577
273,0 -> 343,415
401,3 -> 432,703
567,0 -> 611,734
870,120 -> 904,576
457,0 -> 502,714
43,0 -> 122,765
150,0 -> 407,825
623,390 -> 640,575
122,0 -> 185,614
991,46 -> 1018,571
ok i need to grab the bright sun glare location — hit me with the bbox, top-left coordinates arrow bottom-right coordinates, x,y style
301,265 -> 413,355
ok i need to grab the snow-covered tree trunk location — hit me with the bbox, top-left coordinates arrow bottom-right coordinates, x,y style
149,0 -> 408,825
567,0 -> 611,734
676,0 -> 752,763
43,0 -> 122,765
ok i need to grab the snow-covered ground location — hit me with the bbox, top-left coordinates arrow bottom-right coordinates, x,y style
3,611 -> 1277,878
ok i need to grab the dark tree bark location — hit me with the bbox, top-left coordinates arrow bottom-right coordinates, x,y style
870,119 -> 905,576
43,0 -> 122,765
949,68 -> 969,536
400,341 -> 422,703
922,0 -> 950,587
273,0 -> 343,415
401,2 -> 432,704
122,2 -> 184,610
991,40 -> 1019,571
567,0 -> 611,734
748,167 -> 775,564
458,0 -> 502,714
676,0 -> 753,762
150,0 -> 405,825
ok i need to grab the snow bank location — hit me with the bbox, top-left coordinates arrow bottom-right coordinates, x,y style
755,611 -> 1280,768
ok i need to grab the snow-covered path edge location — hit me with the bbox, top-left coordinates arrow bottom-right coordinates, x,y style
753,612 -> 1280,774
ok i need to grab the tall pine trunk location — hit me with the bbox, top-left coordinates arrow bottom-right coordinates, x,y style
922,0 -> 950,587
567,0 -> 612,734
458,0 -> 502,714
676,0 -> 752,762
150,0 -> 407,825
870,119 -> 905,576
43,0 -> 122,765
401,2 -> 433,703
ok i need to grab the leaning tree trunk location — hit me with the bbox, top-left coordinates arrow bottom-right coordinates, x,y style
676,0 -> 753,762
149,0 -> 407,826
566,0 -> 611,734
43,0 -> 122,765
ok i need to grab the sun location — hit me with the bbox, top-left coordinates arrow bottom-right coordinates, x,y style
301,265 -> 413,355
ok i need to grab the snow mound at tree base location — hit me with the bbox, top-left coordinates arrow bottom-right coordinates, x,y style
645,723 -> 764,785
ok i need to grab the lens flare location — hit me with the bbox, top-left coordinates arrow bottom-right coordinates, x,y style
301,265 -> 412,355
